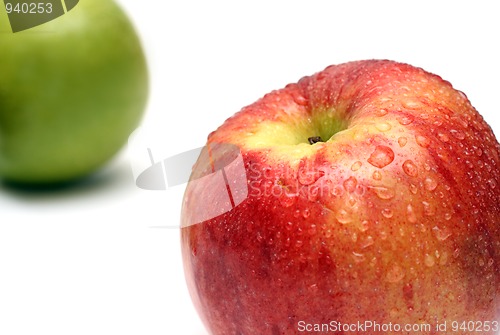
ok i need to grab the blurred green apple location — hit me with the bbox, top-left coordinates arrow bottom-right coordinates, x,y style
0,0 -> 148,185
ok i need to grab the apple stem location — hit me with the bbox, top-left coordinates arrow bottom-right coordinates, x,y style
308,136 -> 323,145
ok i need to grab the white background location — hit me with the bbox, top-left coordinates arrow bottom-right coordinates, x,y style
1,1 -> 499,334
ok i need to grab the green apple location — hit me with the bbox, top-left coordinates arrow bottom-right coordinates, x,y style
0,0 -> 148,185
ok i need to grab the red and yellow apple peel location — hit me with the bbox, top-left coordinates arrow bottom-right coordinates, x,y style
181,60 -> 500,335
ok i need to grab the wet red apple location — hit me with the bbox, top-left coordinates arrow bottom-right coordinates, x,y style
181,60 -> 500,334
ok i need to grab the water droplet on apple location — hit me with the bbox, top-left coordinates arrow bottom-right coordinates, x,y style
380,231 -> 388,240
279,193 -> 297,208
302,209 -> 310,218
308,283 -> 319,292
315,71 -> 327,81
352,252 -> 365,263
437,151 -> 450,163
406,204 -> 417,223
440,251 -> 449,265
343,176 -> 357,193
424,177 -> 438,191
375,108 -> 388,117
298,167 -> 324,185
433,118 -> 443,127
360,235 -> 374,248
457,90 -> 467,100
450,129 -> 465,140
438,132 -> 449,142
397,114 -> 414,125
286,221 -> 293,230
402,160 -> 418,177
372,171 -> 382,180
444,212 -> 452,220
292,92 -> 308,106
324,229 -> 332,238
409,184 -> 418,194
415,135 -> 431,148
398,137 -> 408,147
478,258 -> 485,267
246,221 -> 255,233
432,226 -> 452,241
308,224 -> 317,235
374,186 -> 395,200
382,208 -> 394,218
332,185 -> 344,197
351,232 -> 358,242
376,122 -> 392,132
419,223 -> 427,233
359,220 -> 370,232
402,100 -> 421,109
295,240 -> 304,248
386,264 -> 405,283
368,145 -> 395,168
453,115 -> 470,129
351,161 -> 362,171
487,178 -> 497,189
336,209 -> 352,224
389,307 -> 399,318
424,254 -> 435,267
422,201 -> 435,216
400,227 -> 407,237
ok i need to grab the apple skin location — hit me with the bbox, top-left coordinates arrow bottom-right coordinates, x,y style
181,60 -> 500,334
0,0 -> 148,184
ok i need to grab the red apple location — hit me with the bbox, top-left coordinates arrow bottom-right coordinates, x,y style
181,60 -> 500,334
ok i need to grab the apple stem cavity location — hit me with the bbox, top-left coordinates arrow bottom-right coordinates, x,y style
308,136 -> 324,145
